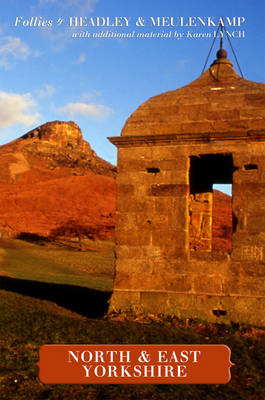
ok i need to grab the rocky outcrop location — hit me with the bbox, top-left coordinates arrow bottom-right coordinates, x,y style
0,121 -> 116,240
22,121 -> 84,147
19,121 -> 116,177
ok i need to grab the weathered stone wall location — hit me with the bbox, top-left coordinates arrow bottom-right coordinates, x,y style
115,146 -> 189,282
109,140 -> 265,326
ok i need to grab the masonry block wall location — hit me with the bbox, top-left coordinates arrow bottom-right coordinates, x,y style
115,146 -> 189,287
109,53 -> 265,326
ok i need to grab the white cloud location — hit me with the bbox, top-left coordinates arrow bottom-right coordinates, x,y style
0,91 -> 39,129
58,102 -> 113,120
0,36 -> 31,69
76,54 -> 86,64
37,84 -> 56,98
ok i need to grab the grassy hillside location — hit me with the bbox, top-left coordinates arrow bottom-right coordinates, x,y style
0,239 -> 265,399
0,238 -> 114,291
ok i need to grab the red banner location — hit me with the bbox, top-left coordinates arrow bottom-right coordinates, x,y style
37,344 -> 234,384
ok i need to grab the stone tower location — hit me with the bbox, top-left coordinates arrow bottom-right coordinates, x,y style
108,50 -> 265,326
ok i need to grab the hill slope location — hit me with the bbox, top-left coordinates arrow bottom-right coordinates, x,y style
213,190 -> 232,252
0,121 -> 116,240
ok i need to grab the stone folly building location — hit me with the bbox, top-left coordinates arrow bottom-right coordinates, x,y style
108,50 -> 265,326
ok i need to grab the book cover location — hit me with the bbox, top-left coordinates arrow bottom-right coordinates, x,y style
0,0 -> 264,399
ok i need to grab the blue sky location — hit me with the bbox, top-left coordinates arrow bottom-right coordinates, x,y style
0,0 -> 264,181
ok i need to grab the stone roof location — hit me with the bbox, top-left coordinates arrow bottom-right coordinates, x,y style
121,52 -> 265,137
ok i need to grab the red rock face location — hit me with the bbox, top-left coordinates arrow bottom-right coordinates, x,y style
0,121 -> 116,240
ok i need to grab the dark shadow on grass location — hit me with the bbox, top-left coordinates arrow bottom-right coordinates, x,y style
0,276 -> 112,318
17,232 -> 51,245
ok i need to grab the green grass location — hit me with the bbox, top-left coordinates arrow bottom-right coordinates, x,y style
0,239 -> 265,399
0,238 -> 114,291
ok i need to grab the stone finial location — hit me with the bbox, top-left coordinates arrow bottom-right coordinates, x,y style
216,49 -> 227,59
211,48 -> 233,67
